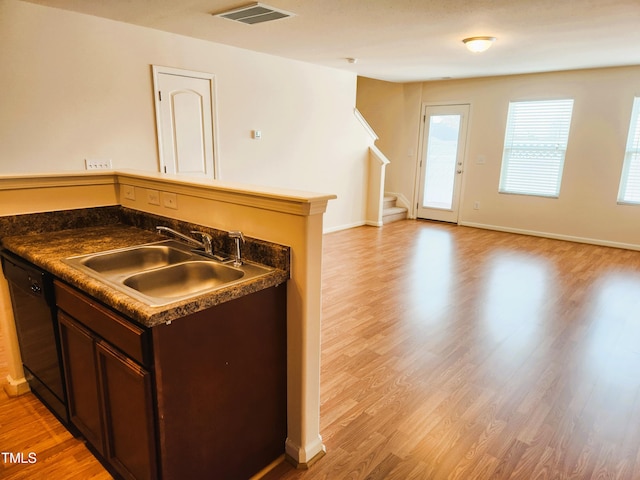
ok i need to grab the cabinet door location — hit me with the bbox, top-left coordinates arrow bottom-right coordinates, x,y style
96,341 -> 157,480
58,312 -> 105,455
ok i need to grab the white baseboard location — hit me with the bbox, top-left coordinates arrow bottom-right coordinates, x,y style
460,221 -> 640,251
324,220 -> 367,234
284,437 -> 326,469
325,219 -> 640,251
3,374 -> 30,397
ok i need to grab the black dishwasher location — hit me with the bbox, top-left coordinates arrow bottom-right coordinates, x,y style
1,250 -> 69,425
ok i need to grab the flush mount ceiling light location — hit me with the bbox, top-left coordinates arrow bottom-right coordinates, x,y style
462,36 -> 496,53
213,2 -> 295,24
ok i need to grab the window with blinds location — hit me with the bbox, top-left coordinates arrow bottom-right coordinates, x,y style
499,99 -> 574,197
618,97 -> 640,204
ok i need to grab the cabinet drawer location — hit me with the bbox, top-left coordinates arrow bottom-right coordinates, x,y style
54,280 -> 149,366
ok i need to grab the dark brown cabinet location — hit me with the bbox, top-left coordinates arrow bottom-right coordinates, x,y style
54,278 -> 287,480
58,312 -> 105,454
96,341 -> 157,480
56,281 -> 157,480
152,283 -> 288,480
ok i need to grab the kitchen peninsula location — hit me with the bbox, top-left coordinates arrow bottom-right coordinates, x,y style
0,170 -> 335,475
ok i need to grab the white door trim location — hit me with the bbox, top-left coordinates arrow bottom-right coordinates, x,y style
413,102 -> 470,223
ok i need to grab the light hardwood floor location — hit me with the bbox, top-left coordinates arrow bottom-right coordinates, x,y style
267,220 -> 640,479
0,324 -> 111,477
3,220 -> 640,479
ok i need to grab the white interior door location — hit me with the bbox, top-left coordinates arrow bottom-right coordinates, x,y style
416,104 -> 469,223
152,66 -> 217,178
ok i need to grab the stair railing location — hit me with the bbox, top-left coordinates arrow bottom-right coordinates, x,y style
354,108 -> 390,227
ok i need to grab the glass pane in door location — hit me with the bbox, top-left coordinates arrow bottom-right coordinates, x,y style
422,115 -> 462,209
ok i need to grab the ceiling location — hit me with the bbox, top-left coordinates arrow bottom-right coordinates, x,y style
21,0 -> 640,82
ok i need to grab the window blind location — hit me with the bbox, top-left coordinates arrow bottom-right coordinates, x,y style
618,97 -> 640,204
499,99 -> 574,197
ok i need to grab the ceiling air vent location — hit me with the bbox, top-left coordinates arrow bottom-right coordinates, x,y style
214,3 -> 295,25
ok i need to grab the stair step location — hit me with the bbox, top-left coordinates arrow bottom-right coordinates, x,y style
382,206 -> 408,224
382,195 -> 397,209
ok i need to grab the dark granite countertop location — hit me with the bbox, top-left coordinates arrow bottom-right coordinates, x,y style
2,223 -> 289,328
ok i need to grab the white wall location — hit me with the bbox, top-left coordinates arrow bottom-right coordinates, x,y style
0,0 -> 372,231
357,67 -> 640,248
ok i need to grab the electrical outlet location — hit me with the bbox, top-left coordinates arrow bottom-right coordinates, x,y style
85,158 -> 112,170
123,185 -> 135,201
147,189 -> 160,206
162,192 -> 178,209
473,201 -> 480,210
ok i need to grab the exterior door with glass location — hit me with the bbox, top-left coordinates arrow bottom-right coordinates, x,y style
416,104 -> 469,223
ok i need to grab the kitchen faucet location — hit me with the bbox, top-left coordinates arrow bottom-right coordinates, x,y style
229,231 -> 245,267
156,226 -> 213,255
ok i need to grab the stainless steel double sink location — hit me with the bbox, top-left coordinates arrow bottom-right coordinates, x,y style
63,240 -> 273,307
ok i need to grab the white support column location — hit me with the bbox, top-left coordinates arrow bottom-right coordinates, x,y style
284,212 -> 327,467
